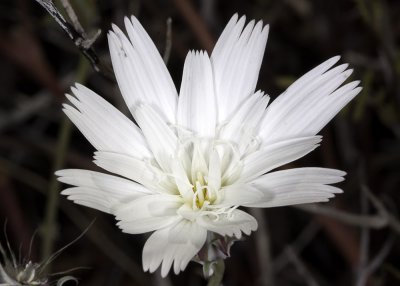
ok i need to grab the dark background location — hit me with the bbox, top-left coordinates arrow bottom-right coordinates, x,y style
0,0 -> 399,285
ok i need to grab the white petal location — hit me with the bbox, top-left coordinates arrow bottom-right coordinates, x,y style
133,104 -> 178,172
247,191 -> 335,207
58,168 -> 152,214
259,57 -> 361,144
247,167 -> 345,207
171,159 -> 193,202
115,194 -> 182,234
61,187 -> 110,213
57,168 -> 151,195
255,167 -> 346,185
63,84 -> 151,158
178,51 -> 217,137
190,140 -> 209,183
219,90 -> 269,154
142,220 -> 207,277
108,18 -> 177,123
207,149 -> 222,194
211,14 -> 269,123
218,183 -> 265,207
302,82 -> 362,135
93,151 -> 160,189
240,136 -> 322,182
197,209 -> 257,239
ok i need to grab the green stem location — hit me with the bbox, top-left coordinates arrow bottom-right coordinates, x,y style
40,56 -> 89,267
207,259 -> 225,286
41,117 -> 72,262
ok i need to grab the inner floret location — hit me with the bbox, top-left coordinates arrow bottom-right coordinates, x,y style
192,171 -> 216,209
172,138 -> 243,212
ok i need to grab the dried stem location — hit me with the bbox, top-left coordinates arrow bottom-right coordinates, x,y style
250,208 -> 274,285
163,18 -> 173,64
59,0 -> 85,35
356,188 -> 370,285
274,222 -> 320,272
356,236 -> 394,286
34,0 -> 113,80
295,203 -> 388,229
286,247 -> 320,286
172,0 -> 214,52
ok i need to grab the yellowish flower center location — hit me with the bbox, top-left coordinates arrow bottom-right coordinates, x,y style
192,171 -> 216,209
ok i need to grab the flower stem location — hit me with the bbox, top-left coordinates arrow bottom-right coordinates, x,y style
41,56 -> 89,267
207,259 -> 225,286
41,117 -> 72,264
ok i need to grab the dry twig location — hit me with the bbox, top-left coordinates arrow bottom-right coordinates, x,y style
34,0 -> 113,80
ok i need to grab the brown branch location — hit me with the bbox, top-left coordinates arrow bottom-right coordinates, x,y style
274,222 -> 320,272
172,0 -> 214,52
295,204 -> 388,229
285,247 -> 320,286
356,236 -> 395,286
249,209 -> 274,286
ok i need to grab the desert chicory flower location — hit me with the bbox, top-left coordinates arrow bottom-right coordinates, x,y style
56,14 -> 361,277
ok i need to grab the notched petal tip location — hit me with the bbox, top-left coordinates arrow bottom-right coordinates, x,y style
54,169 -> 72,177
61,103 -> 70,109
111,23 -> 121,33
231,13 -> 239,21
123,15 -> 131,26
352,80 -> 361,88
343,68 -> 354,77
65,93 -> 76,103
74,82 -> 84,89
263,23 -> 270,31
333,188 -> 344,194
238,14 -> 247,24
330,55 -> 341,64
60,189 -> 71,195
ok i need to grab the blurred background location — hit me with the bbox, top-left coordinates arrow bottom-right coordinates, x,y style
0,0 -> 399,285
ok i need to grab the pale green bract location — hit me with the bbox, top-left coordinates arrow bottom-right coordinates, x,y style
0,238 -> 78,286
57,14 -> 361,277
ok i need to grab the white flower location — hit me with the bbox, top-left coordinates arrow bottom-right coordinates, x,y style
56,14 -> 361,277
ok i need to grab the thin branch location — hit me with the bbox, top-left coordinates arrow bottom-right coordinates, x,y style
295,204 -> 388,229
286,247 -> 320,286
38,220 -> 95,274
0,92 -> 51,132
357,189 -> 370,285
59,0 -> 85,35
249,208 -> 274,286
172,0 -> 214,52
356,236 -> 395,286
34,0 -> 113,80
362,185 -> 400,235
274,222 -> 320,272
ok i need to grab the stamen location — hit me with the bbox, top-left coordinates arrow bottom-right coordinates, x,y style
195,181 -> 205,206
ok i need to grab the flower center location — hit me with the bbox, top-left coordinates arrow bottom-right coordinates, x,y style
172,136 -> 244,215
192,171 -> 216,209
